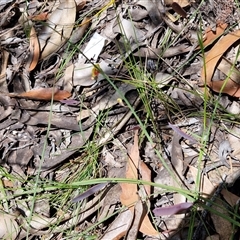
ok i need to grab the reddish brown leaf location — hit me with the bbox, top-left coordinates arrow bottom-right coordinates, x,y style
202,23 -> 227,47
8,88 -> 71,101
29,12 -> 49,21
201,29 -> 240,97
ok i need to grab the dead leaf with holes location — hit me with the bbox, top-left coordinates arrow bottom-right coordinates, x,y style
201,29 -> 240,97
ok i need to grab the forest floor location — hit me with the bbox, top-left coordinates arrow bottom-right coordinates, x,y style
1,0 -> 240,239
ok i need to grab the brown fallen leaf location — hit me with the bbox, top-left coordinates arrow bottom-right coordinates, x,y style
8,88 -> 71,101
201,23 -> 228,47
201,29 -> 240,97
139,161 -> 151,197
120,130 -> 139,209
28,12 -> 49,21
27,26 -> 40,71
120,130 -> 159,237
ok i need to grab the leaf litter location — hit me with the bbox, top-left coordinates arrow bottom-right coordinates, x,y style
0,0 -> 240,239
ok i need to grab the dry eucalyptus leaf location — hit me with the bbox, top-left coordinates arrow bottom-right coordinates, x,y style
100,209 -> 132,240
201,23 -> 227,47
38,0 -> 76,59
120,130 -> 159,237
211,198 -> 235,239
201,28 -> 240,97
26,26 -> 40,71
189,166 -> 215,197
8,87 -> 71,101
0,212 -> 19,239
125,200 -> 144,239
120,131 -> 139,209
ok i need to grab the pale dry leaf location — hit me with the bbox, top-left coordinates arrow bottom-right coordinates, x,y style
113,17 -> 144,43
221,189 -> 240,207
0,49 -> 9,92
100,209 -> 133,240
125,200 -> 144,239
217,58 -> 240,85
38,0 -> 76,59
206,235 -> 220,240
189,166 -> 215,197
63,63 -> 74,92
136,0 -> 164,25
69,16 -> 91,44
171,132 -> 186,226
0,212 -> 19,239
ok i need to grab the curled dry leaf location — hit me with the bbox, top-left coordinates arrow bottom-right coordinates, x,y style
75,0 -> 86,11
26,26 -> 40,71
0,212 -> 19,239
201,29 -> 240,97
38,0 -> 76,59
171,2 -> 187,18
8,87 -> 71,101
